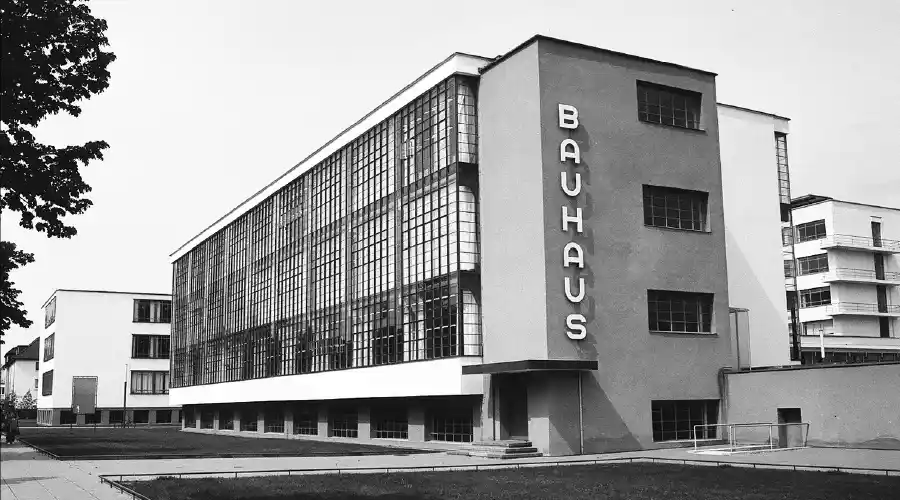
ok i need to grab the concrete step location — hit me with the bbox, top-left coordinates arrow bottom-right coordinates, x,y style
468,451 -> 544,459
465,446 -> 540,454
470,440 -> 533,448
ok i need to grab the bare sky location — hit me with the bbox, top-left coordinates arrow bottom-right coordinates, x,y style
2,0 -> 898,355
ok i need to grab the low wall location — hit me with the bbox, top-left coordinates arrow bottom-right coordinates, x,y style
725,362 -> 900,450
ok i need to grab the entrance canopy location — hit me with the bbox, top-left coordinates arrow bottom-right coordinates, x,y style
461,359 -> 598,375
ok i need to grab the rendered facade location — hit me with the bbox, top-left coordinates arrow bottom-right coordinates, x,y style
36,290 -> 179,426
787,196 -> 900,364
1,338 -> 40,404
169,36 -> 798,454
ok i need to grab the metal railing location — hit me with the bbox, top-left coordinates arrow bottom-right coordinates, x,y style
824,268 -> 900,282
826,302 -> 900,315
693,422 -> 810,453
821,234 -> 900,252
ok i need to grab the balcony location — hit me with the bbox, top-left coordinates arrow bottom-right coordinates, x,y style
800,334 -> 900,351
825,302 -> 900,317
820,234 -> 900,253
822,268 -> 900,286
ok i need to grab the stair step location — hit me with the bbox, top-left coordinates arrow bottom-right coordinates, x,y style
465,446 -> 539,454
470,440 -> 533,448
470,451 -> 544,459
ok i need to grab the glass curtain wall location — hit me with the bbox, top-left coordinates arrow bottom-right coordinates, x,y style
172,77 -> 481,388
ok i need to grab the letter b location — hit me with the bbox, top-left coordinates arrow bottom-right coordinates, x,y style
559,104 -> 579,129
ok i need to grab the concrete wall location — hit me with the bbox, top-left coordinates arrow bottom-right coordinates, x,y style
38,291 -> 172,411
478,42 -> 550,364
538,39 -> 732,453
726,363 -> 900,449
717,105 -> 791,367
170,357 -> 484,405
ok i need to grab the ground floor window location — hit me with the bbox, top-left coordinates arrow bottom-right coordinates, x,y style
429,412 -> 473,442
155,410 -> 172,424
200,408 -> 214,429
109,410 -> 124,425
240,408 -> 258,432
329,409 -> 358,438
293,409 -> 318,435
184,407 -> 196,428
60,410 -> 76,425
651,400 -> 719,442
372,408 -> 408,439
219,407 -> 234,430
801,350 -> 899,365
84,411 -> 102,425
37,409 -> 53,425
133,410 -> 150,424
264,407 -> 284,433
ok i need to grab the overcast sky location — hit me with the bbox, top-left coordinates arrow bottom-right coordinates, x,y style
2,0 -> 898,356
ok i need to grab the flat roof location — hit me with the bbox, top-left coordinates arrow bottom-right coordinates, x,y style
717,102 -> 790,122
480,34 -> 717,77
791,194 -> 899,212
41,289 -> 171,309
169,52 -> 491,262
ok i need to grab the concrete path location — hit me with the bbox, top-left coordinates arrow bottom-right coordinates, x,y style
77,446 -> 900,480
4,438 -> 899,500
0,441 -> 126,500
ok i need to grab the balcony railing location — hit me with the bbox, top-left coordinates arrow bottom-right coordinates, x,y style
820,234 -> 900,252
823,268 -> 900,282
826,302 -> 900,315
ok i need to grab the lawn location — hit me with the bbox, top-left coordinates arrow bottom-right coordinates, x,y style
124,463 -> 900,500
18,427 -> 425,459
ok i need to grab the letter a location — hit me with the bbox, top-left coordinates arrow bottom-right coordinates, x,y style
565,277 -> 585,303
558,104 -> 579,129
563,242 -> 584,269
566,314 -> 587,340
560,171 -> 581,197
560,139 -> 580,164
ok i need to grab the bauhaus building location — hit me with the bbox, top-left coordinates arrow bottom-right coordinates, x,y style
169,35 -> 796,455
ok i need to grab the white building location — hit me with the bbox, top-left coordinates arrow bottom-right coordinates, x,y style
36,290 -> 180,426
718,104 -> 793,368
787,196 -> 900,364
1,338 -> 40,404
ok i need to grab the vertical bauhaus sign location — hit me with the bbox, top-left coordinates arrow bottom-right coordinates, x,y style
558,104 -> 588,341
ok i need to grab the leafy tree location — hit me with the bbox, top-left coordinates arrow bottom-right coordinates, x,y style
1,242 -> 35,336
17,390 -> 36,410
0,0 -> 115,343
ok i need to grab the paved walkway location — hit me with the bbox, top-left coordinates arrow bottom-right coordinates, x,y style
0,442 -> 126,500
3,439 -> 899,499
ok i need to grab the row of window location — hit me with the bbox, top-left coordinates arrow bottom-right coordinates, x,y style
47,409 -> 181,425
800,286 -> 831,308
132,334 -> 170,359
185,405 -> 474,443
134,299 -> 172,323
785,253 -> 829,278
44,296 -> 57,329
43,334 -> 55,362
130,370 -> 169,395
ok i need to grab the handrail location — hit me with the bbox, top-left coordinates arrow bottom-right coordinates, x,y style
824,268 -> 900,281
826,302 -> 900,314
821,234 -> 900,251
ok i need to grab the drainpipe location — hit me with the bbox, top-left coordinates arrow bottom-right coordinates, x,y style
578,371 -> 584,454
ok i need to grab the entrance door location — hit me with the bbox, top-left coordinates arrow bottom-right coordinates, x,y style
498,374 -> 529,440
777,408 -> 803,448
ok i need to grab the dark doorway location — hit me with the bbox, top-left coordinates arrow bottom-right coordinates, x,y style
777,407 -> 803,448
871,221 -> 882,247
497,373 -> 529,440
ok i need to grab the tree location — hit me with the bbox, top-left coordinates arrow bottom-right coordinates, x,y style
1,242 -> 35,336
0,0 -> 115,343
17,390 -> 36,410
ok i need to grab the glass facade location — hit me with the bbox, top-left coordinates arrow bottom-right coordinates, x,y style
171,77 -> 482,389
